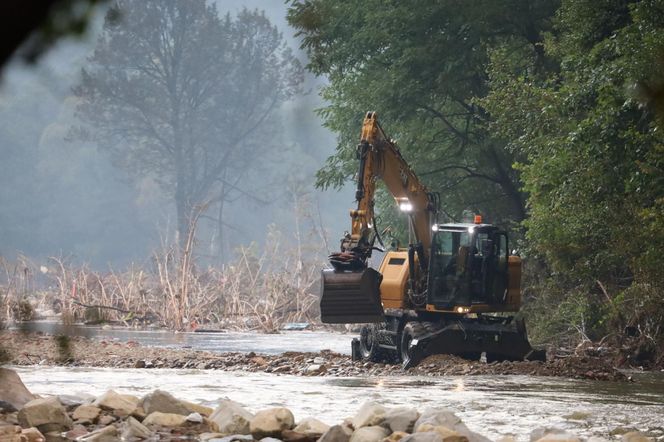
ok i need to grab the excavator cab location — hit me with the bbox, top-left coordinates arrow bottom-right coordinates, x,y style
427,223 -> 512,310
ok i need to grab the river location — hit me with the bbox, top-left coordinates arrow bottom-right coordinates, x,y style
9,322 -> 664,440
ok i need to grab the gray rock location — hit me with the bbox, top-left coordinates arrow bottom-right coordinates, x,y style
318,425 -> 353,442
210,399 -> 255,435
313,357 -> 326,364
18,397 -> 73,433
293,417 -> 330,437
143,411 -> 188,427
415,408 -> 487,442
187,412 -> 204,423
349,426 -> 390,442
75,424 -> 118,441
93,390 -> 138,415
72,405 -> 101,423
0,368 -> 36,410
401,433 -> 445,442
352,402 -> 387,429
209,434 -> 255,442
140,389 -> 191,416
385,407 -> 420,433
250,408 -> 295,438
121,416 -> 152,440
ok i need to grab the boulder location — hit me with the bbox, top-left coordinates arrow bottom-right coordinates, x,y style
415,408 -> 488,442
622,432 -> 654,442
21,427 -> 45,442
385,407 -> 420,433
401,433 -> 444,442
76,425 -> 118,442
92,390 -> 137,416
72,405 -> 101,423
209,399 -> 255,435
0,368 -> 36,409
143,411 -> 188,427
416,424 -> 468,442
282,429 -> 316,442
250,408 -> 295,438
293,417 -> 330,437
383,431 -> 409,442
318,424 -> 353,442
183,400 -> 214,417
352,402 -> 387,429
140,389 -> 191,416
121,416 -> 152,440
18,397 -> 73,433
64,425 -> 89,440
0,425 -> 22,442
349,426 -> 390,442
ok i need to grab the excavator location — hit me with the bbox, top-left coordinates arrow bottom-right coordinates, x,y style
321,112 -> 544,368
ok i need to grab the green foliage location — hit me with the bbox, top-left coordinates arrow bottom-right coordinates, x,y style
290,0 -> 664,356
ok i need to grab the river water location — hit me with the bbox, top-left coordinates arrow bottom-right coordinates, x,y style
9,322 -> 664,440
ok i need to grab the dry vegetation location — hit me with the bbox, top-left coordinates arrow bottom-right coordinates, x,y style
0,222 -> 327,332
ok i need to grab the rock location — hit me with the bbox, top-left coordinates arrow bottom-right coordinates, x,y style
349,426 -> 390,442
140,389 -> 191,416
261,438 -> 283,442
208,434 -> 255,442
121,416 -> 152,440
200,433 -> 227,441
293,417 -> 330,437
0,368 -> 36,409
97,415 -> 115,426
611,428 -> 639,436
93,390 -> 137,415
183,400 -> 214,417
530,428 -> 577,442
495,437 -> 517,442
72,405 -> 101,423
250,408 -> 295,438
57,394 -> 95,408
18,397 -> 73,433
313,357 -> 326,364
622,432 -> 654,442
401,433 -> 444,442
305,364 -> 326,374
0,425 -> 22,442
187,412 -> 205,423
76,425 -> 118,441
143,411 -> 188,427
0,400 -> 18,413
282,429 -> 316,442
21,427 -> 46,442
64,425 -> 89,440
209,399 -> 255,435
416,425 -> 468,442
415,408 -> 488,442
385,407 -> 420,433
43,431 -> 67,442
352,402 -> 387,429
383,431 -> 409,442
318,425 -> 353,442
534,435 -> 581,442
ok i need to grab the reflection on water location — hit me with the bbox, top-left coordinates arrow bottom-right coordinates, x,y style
14,367 -> 664,441
13,321 -> 352,355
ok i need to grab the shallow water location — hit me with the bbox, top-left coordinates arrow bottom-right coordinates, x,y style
14,366 -> 664,441
10,322 -> 664,440
13,321 -> 351,354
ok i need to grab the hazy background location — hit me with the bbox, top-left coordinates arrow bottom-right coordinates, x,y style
0,0 -> 353,268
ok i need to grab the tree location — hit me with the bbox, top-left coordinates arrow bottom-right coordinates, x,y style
73,1 -> 303,247
287,0 -> 558,227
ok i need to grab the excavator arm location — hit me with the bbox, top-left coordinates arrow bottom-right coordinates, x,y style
322,112 -> 437,323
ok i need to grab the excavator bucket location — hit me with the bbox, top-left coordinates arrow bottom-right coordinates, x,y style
404,317 -> 545,368
320,268 -> 384,323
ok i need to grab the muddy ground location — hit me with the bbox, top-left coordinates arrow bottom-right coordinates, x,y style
0,330 -> 630,381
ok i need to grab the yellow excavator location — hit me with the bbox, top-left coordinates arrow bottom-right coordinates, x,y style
321,112 -> 544,368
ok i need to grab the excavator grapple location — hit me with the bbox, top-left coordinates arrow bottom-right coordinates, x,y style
320,268 -> 384,324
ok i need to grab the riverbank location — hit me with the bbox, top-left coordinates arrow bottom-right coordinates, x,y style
0,330 -> 628,381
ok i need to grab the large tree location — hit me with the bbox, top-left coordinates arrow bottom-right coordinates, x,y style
287,0 -> 558,227
74,0 -> 303,246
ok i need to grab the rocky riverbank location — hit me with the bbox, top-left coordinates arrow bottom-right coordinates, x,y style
0,367 -> 656,442
0,331 -> 627,381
